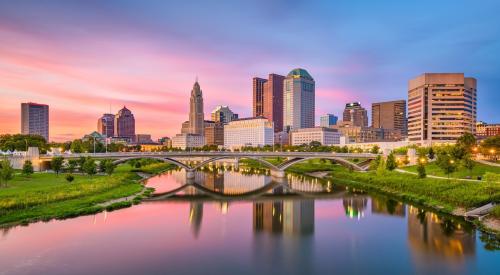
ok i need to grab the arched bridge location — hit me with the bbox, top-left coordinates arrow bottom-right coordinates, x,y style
39,151 -> 378,178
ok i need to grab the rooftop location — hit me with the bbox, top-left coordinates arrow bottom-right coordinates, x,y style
287,68 -> 314,81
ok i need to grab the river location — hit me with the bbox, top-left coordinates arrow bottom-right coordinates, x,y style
0,167 -> 498,275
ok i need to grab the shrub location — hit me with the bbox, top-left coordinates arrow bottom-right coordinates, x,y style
22,160 -> 34,176
0,159 -> 14,187
51,156 -> 64,175
417,163 -> 426,179
82,158 -> 97,176
386,153 -> 397,170
65,174 -> 75,183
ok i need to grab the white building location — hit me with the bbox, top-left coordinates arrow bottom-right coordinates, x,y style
290,127 -> 340,146
171,133 -> 205,150
224,118 -> 274,150
283,68 -> 315,131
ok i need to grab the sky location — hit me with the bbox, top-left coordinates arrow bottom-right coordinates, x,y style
0,0 -> 499,142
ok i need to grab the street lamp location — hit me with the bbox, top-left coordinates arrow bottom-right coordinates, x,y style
419,158 -> 426,164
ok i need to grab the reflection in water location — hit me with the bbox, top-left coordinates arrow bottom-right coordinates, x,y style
371,196 -> 406,217
253,200 -> 314,236
407,206 -> 475,265
343,196 -> 368,219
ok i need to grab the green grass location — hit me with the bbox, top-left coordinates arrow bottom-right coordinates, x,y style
492,206 -> 500,219
0,162 -> 174,226
402,161 -> 500,179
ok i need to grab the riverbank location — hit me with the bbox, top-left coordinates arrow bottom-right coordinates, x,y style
0,162 -> 174,227
240,159 -> 500,235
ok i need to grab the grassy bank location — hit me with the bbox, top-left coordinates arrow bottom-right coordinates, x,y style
0,162 -> 174,226
402,161 -> 500,179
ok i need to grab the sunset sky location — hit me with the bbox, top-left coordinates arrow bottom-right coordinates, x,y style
1,0 -> 499,141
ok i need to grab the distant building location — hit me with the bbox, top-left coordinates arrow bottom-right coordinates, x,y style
115,106 -> 135,141
274,131 -> 290,146
320,114 -> 338,127
188,81 -> 205,136
372,100 -> 407,136
476,121 -> 500,138
343,102 -> 368,127
204,121 -> 224,146
408,73 -> 477,143
333,122 -> 401,143
171,133 -> 205,150
283,68 -> 315,132
211,105 -> 238,123
82,131 -> 106,143
158,136 -> 172,147
253,77 -> 267,117
290,127 -> 341,146
135,134 -> 153,144
224,117 -> 274,150
97,113 -> 115,137
181,121 -> 190,134
21,102 -> 49,141
264,74 -> 285,132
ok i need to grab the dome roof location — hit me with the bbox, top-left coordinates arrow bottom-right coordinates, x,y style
287,68 -> 313,81
118,106 -> 132,115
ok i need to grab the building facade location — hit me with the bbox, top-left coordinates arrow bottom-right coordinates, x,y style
263,74 -> 285,133
115,106 -> 135,141
224,118 -> 274,149
97,113 -> 115,137
21,102 -> 49,141
334,122 -> 401,143
253,77 -> 267,117
211,105 -> 238,123
189,81 -> 205,136
476,121 -> 500,138
204,121 -> 224,146
283,68 -> 315,132
408,73 -> 477,143
343,102 -> 368,127
171,133 -> 205,150
290,127 -> 341,146
320,114 -> 338,127
135,134 -> 153,144
372,100 -> 407,136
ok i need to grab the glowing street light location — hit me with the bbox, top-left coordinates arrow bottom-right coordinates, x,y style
419,158 -> 426,164
490,149 -> 496,155
449,160 -> 455,164
472,147 -> 478,152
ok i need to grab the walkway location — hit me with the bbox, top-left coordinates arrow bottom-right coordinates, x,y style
395,169 -> 480,182
476,159 -> 500,167
96,172 -> 152,207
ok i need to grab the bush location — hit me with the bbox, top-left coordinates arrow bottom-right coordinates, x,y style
0,159 -> 14,187
22,160 -> 34,176
51,156 -> 64,175
65,174 -> 74,183
386,153 -> 397,171
82,158 -> 97,176
417,163 -> 426,179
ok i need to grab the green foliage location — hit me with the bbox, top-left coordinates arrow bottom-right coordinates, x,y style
491,205 -> 500,219
417,163 -> 426,179
67,159 -> 78,173
51,156 -> 64,175
370,145 -> 380,154
82,158 -> 97,176
386,153 -> 397,171
461,154 -> 475,176
0,134 -> 48,152
376,158 -> 386,176
456,132 -> 476,151
369,155 -> 381,171
428,147 -> 435,160
0,159 -> 14,187
65,174 -> 74,183
77,157 -> 87,170
22,160 -> 34,176
104,161 -> 116,176
436,151 -> 457,178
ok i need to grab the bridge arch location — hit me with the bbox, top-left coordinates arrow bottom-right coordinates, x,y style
191,156 -> 280,171
278,157 -> 367,171
112,156 -> 191,170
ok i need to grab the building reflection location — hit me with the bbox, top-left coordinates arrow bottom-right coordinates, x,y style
186,187 -> 203,238
371,196 -> 406,217
253,199 -> 314,236
343,196 -> 367,219
407,206 -> 475,264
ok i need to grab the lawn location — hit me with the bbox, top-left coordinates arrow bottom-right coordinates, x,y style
0,162 -> 173,226
402,161 -> 500,179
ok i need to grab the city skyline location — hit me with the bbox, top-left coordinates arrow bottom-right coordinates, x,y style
1,1 -> 500,141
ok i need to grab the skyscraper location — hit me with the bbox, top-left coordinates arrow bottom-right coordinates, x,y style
115,106 -> 135,141
211,105 -> 238,123
343,102 -> 368,127
372,100 -> 407,136
263,74 -> 285,133
320,114 -> 338,127
253,77 -> 267,117
283,68 -> 315,132
97,113 -> 115,137
408,73 -> 477,143
189,81 -> 204,135
21,102 -> 49,141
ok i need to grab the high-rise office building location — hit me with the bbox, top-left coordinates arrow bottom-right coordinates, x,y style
253,77 -> 267,117
372,100 -> 407,136
189,81 -> 205,135
21,102 -> 49,141
263,74 -> 285,132
211,105 -> 238,123
343,102 -> 368,127
97,113 -> 115,137
283,68 -> 315,131
115,106 -> 135,141
204,120 -> 224,146
408,73 -> 477,143
320,114 -> 338,127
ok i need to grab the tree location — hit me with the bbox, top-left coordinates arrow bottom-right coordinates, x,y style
0,159 -> 14,187
428,147 -> 435,160
461,154 -> 475,178
386,153 -> 397,171
22,160 -> 34,176
98,159 -> 108,172
51,156 -> 64,175
370,145 -> 380,154
436,152 -> 457,179
67,159 -> 78,173
309,141 -> 321,148
370,155 -> 381,171
417,163 -> 426,178
456,132 -> 476,151
82,158 -> 97,176
105,161 -> 116,175
65,174 -> 74,183
376,158 -> 386,176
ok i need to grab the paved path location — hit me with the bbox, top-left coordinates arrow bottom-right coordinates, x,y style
476,159 -> 500,167
97,172 -> 152,207
395,169 -> 480,182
